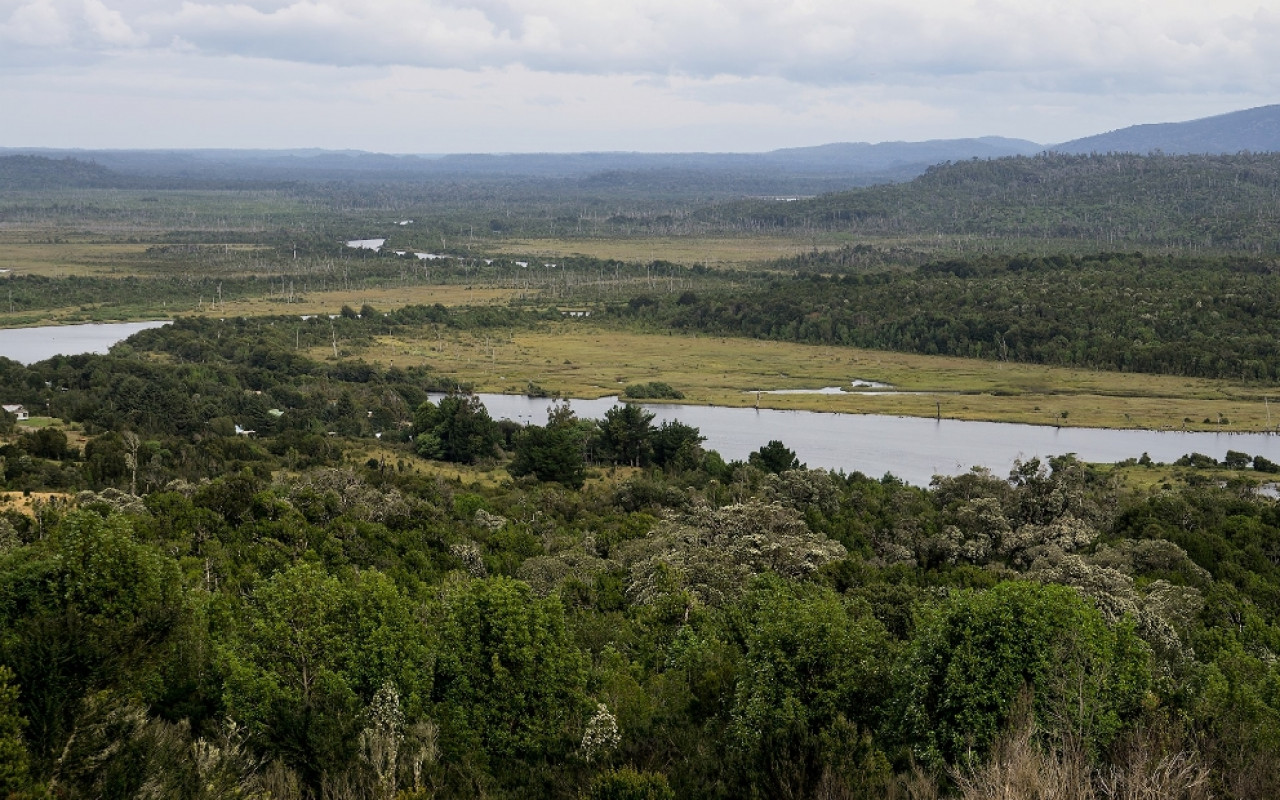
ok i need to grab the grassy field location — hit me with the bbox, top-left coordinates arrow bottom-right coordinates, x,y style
0,234 -> 157,277
324,323 -> 1280,432
0,284 -> 526,328
180,285 -> 524,318
485,235 -> 842,268
0,491 -> 73,517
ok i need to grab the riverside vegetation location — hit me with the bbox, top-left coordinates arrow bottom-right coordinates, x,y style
2,151 -> 1280,798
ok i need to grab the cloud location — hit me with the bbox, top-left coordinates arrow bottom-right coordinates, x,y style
83,0 -> 146,46
3,0 -> 1277,94
2,0 -> 1278,152
1,0 -> 73,47
0,0 -> 145,57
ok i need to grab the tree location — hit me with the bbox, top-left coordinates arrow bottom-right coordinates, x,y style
219,563 -> 431,791
726,577 -> 893,799
897,581 -> 1150,768
413,394 -> 499,464
618,500 -> 846,608
508,403 -> 587,488
649,420 -> 704,471
434,576 -> 587,764
599,404 -> 654,467
749,440 -> 801,474
588,767 -> 675,800
0,666 -> 33,797
0,511 -> 183,762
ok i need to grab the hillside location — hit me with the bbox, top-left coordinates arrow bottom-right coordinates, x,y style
1053,104 -> 1280,155
0,155 -> 129,190
698,151 -> 1280,251
0,138 -> 1043,192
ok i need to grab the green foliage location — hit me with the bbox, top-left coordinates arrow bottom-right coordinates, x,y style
748,440 -> 801,474
219,562 -> 430,789
612,250 -> 1280,381
1253,454 -> 1280,473
434,576 -> 587,763
715,152 -> 1280,252
618,500 -> 846,608
896,581 -> 1150,768
599,405 -> 655,468
622,382 -> 684,400
725,577 -> 892,798
0,512 -> 184,763
4,290 -> 1280,796
0,665 -> 33,796
509,404 -> 587,488
587,767 -> 675,800
413,394 -> 500,464
649,421 -> 704,472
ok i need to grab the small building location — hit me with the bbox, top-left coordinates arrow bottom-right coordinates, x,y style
1,404 -> 28,421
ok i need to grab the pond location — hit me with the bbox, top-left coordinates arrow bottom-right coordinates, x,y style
460,393 -> 1280,486
0,321 -> 171,365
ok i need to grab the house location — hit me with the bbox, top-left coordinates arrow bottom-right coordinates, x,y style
1,404 -> 28,421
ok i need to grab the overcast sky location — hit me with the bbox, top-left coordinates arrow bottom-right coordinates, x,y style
1,0 -> 1277,153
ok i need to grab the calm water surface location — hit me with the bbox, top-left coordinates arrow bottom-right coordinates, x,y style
462,393 -> 1280,486
0,321 -> 171,365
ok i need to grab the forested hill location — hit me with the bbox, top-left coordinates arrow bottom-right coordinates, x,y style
698,152 -> 1280,251
0,155 -> 127,190
0,155 -> 287,191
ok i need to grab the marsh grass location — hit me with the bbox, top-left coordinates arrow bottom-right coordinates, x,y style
328,323 -> 1280,432
485,235 -> 839,267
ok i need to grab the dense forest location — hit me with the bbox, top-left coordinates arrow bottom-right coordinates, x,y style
607,250 -> 1280,381
0,318 -> 1279,798
702,153 -> 1280,251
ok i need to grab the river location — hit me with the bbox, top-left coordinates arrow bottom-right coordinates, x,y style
460,393 -> 1280,486
0,321 -> 171,365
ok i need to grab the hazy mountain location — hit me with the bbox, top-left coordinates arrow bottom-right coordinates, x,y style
1052,104 -> 1280,155
0,137 -> 1042,188
10,102 -> 1280,194
758,137 -> 1043,169
0,154 -> 135,189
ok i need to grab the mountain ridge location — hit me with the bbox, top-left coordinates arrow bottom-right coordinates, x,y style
4,104 -> 1280,191
1052,104 -> 1280,155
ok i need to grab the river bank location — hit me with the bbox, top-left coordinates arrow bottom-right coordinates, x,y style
350,325 -> 1280,434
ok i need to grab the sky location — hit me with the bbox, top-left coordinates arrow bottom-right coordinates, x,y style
1,0 -> 1277,154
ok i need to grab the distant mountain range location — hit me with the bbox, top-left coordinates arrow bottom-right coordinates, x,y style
0,137 -> 1044,188
1051,104 -> 1280,155
3,104 -> 1279,191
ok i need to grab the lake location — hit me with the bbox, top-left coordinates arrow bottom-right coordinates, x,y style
459,393 -> 1280,486
0,321 -> 171,365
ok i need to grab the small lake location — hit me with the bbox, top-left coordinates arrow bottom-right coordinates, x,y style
0,321 -> 171,365
460,393 -> 1280,486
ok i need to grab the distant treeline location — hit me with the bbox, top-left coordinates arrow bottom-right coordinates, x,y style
609,250 -> 1280,381
14,151 -> 1280,252
699,152 -> 1280,251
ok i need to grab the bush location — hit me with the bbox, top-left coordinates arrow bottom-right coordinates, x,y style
622,382 -> 684,400
1253,455 -> 1280,473
588,768 -> 675,800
